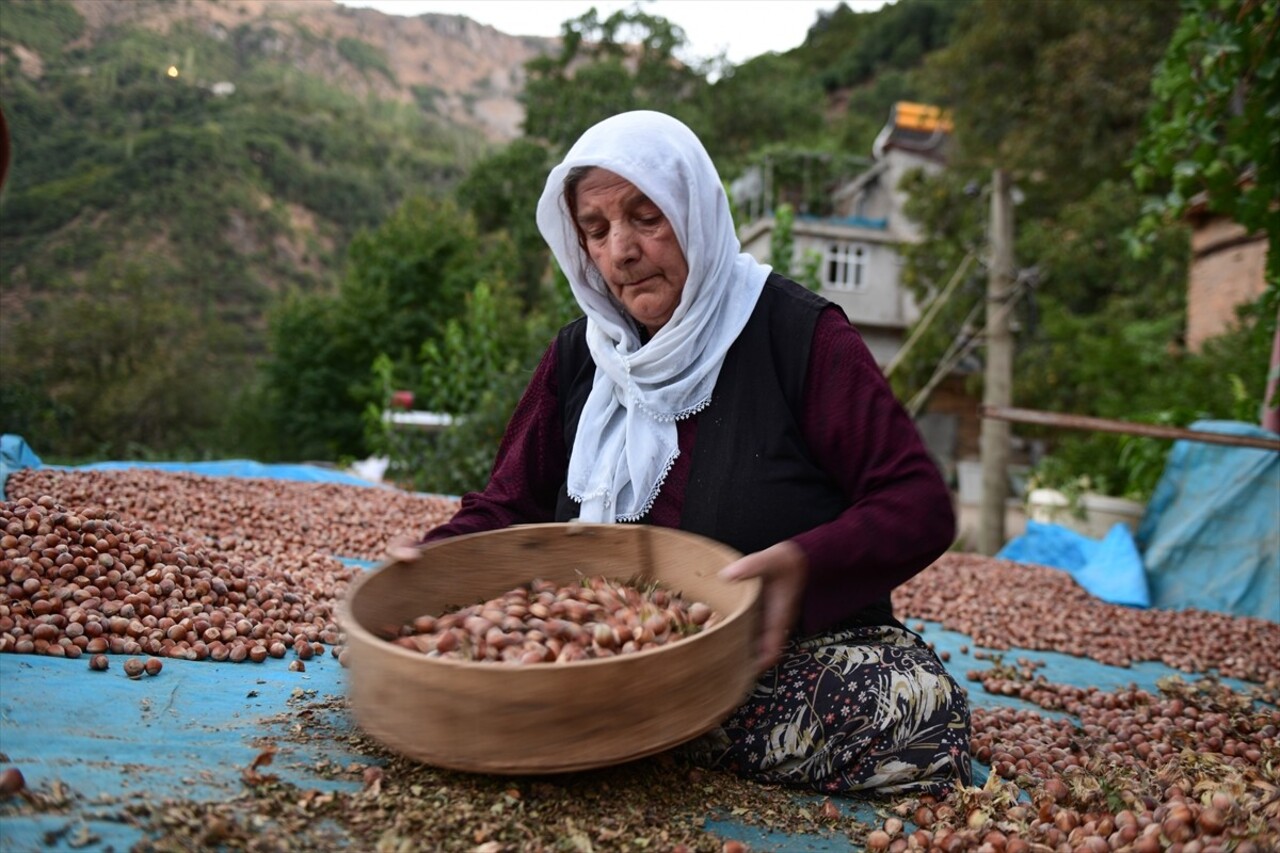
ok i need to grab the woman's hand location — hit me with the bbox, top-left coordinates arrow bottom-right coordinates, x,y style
719,540 -> 808,674
387,536 -> 427,564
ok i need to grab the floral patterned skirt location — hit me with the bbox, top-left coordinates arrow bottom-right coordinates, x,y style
684,624 -> 972,797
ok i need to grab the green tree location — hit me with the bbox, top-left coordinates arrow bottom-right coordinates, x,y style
520,8 -> 708,151
804,0 -> 968,92
0,256 -> 248,460
0,0 -> 84,56
893,168 -> 988,405
832,68 -> 918,160
367,272 -> 581,496
1131,0 -> 1280,284
898,0 -> 1186,384
367,282 -> 543,494
457,139 -> 554,306
892,0 -> 1230,501
252,291 -> 349,461
0,12 -> 483,461
338,195 -> 513,364
697,53 -> 825,171
923,0 -> 1181,213
256,195 -> 520,461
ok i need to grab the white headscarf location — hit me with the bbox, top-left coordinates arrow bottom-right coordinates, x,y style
536,111 -> 771,522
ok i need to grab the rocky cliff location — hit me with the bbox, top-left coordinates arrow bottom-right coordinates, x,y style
62,0 -> 555,141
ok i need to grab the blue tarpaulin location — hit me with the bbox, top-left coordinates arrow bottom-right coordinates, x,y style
0,434 -> 383,498
7,612 -> 1246,853
996,520 -> 1151,608
998,420 -> 1278,622
0,435 -> 43,499
1135,420 -> 1279,622
52,458 -> 382,489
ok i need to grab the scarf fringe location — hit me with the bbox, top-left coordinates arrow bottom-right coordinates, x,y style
630,391 -> 714,424
614,444 -> 681,522
568,443 -> 682,523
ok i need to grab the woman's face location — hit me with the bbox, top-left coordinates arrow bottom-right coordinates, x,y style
572,168 -> 688,336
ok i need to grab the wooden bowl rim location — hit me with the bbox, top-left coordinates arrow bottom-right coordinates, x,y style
338,522 -> 759,672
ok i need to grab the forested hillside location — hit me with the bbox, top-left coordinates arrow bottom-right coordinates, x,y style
1,0 -> 1274,499
0,0 -> 547,458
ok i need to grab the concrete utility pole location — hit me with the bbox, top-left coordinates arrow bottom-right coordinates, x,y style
979,169 -> 1015,555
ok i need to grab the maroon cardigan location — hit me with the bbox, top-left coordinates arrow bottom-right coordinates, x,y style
423,306 -> 956,634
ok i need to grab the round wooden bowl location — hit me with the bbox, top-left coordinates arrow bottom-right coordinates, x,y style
339,523 -> 761,774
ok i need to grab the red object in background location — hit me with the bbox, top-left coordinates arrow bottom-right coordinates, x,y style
1264,305 -> 1280,434
391,390 -> 415,410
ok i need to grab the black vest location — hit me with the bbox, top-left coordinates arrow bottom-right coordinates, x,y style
555,274 -> 897,629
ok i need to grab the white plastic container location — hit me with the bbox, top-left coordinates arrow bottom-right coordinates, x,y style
1027,488 -> 1145,539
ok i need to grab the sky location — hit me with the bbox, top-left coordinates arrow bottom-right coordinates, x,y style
334,0 -> 892,65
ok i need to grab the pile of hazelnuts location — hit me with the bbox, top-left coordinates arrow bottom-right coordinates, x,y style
0,496 -> 354,666
858,674 -> 1279,852
893,552 -> 1280,687
869,554 -> 1280,852
387,575 -> 718,664
2,468 -> 456,670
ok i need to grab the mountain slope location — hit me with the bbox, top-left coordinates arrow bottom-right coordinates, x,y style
62,0 -> 552,140
0,0 -> 553,458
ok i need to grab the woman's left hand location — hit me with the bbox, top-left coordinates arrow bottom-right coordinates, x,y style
719,540 -> 808,674
386,536 -> 427,565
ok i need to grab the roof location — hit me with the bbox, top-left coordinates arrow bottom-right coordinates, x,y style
739,215 -> 896,249
831,159 -> 890,205
893,101 -> 954,134
873,101 -> 953,161
797,213 -> 889,231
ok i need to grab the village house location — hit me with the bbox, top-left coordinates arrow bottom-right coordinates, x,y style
733,101 -> 953,366
731,103 -> 991,494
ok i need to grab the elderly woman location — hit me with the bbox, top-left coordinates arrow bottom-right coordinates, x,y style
416,111 -> 970,796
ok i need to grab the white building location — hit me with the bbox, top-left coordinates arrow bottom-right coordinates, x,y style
735,102 -> 952,366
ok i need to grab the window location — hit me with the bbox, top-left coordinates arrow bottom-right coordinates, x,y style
825,242 -> 868,292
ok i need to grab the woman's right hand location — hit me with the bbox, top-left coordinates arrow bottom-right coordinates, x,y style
719,540 -> 809,674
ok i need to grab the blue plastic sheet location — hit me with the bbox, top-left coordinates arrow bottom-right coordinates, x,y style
1135,420 -> 1279,622
6,614 -> 1248,853
0,435 -> 44,499
0,653 -> 370,853
1,434 -> 384,496
997,520 -> 1151,608
58,457 -> 383,489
